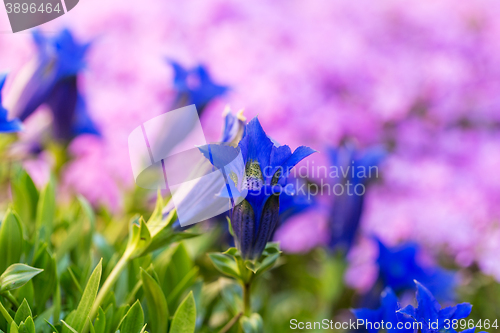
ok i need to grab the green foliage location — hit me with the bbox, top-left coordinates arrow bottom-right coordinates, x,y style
0,264 -> 42,293
118,300 -> 144,333
0,210 -> 24,274
62,260 -> 102,333
0,165 -> 401,333
140,268 -> 168,333
169,292 -> 196,333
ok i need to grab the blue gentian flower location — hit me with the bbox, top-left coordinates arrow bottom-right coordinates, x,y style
398,281 -> 486,333
0,74 -> 22,133
352,287 -> 414,333
168,60 -> 228,113
278,175 -> 314,224
328,141 -> 386,253
8,29 -> 99,141
377,239 -> 456,301
230,117 -> 316,259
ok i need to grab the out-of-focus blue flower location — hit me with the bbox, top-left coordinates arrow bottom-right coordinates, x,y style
377,239 -> 456,301
398,281 -> 485,333
229,117 -> 316,259
168,60 -> 228,113
0,74 -> 22,133
8,29 -> 99,141
352,287 -> 414,333
328,141 -> 386,253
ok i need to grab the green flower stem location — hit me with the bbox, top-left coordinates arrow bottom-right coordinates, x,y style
3,292 -> 19,309
0,300 -> 13,325
90,249 -> 132,320
242,281 -> 252,316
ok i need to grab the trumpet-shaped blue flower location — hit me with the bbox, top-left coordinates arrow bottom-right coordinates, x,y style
328,142 -> 386,253
0,74 -> 22,133
9,29 -> 99,141
230,117 -> 316,259
352,287 -> 414,333
168,60 -> 228,113
398,281 -> 486,333
377,239 -> 456,301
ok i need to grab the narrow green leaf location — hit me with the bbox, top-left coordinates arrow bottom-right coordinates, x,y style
44,319 -> 60,333
60,320 -> 78,333
140,269 -> 168,333
88,318 -> 95,333
14,300 -> 31,326
254,253 -> 280,277
32,246 -> 57,312
35,179 -> 55,244
118,300 -> 144,333
208,253 -> 240,280
0,264 -> 43,293
103,305 -> 114,333
169,292 -> 196,333
93,307 -> 106,333
11,168 -> 39,231
0,210 -> 24,274
64,260 -> 102,333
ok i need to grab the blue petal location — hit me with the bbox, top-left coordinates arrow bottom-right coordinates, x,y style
239,117 -> 274,171
0,74 -> 22,133
167,59 -> 190,91
397,305 -> 416,319
52,29 -> 90,78
275,145 -> 316,182
414,280 -> 441,322
449,303 -> 472,320
351,308 -> 383,333
279,177 -> 314,223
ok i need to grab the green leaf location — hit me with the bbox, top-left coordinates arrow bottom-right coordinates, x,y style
11,168 -> 39,232
60,320 -> 78,333
35,178 -> 55,244
0,209 -> 24,274
169,292 -> 196,333
103,305 -> 114,333
226,216 -> 235,237
9,322 -> 18,333
88,318 -> 95,333
14,300 -> 31,326
240,314 -> 263,333
155,244 -> 196,313
118,300 -> 144,333
64,260 -> 102,333
0,264 -> 43,293
93,308 -> 106,333
145,190 -> 165,237
208,253 -> 240,280
17,316 -> 35,333
44,319 -> 60,333
166,267 -> 198,308
127,218 -> 152,259
140,269 -> 168,333
32,245 -> 57,312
